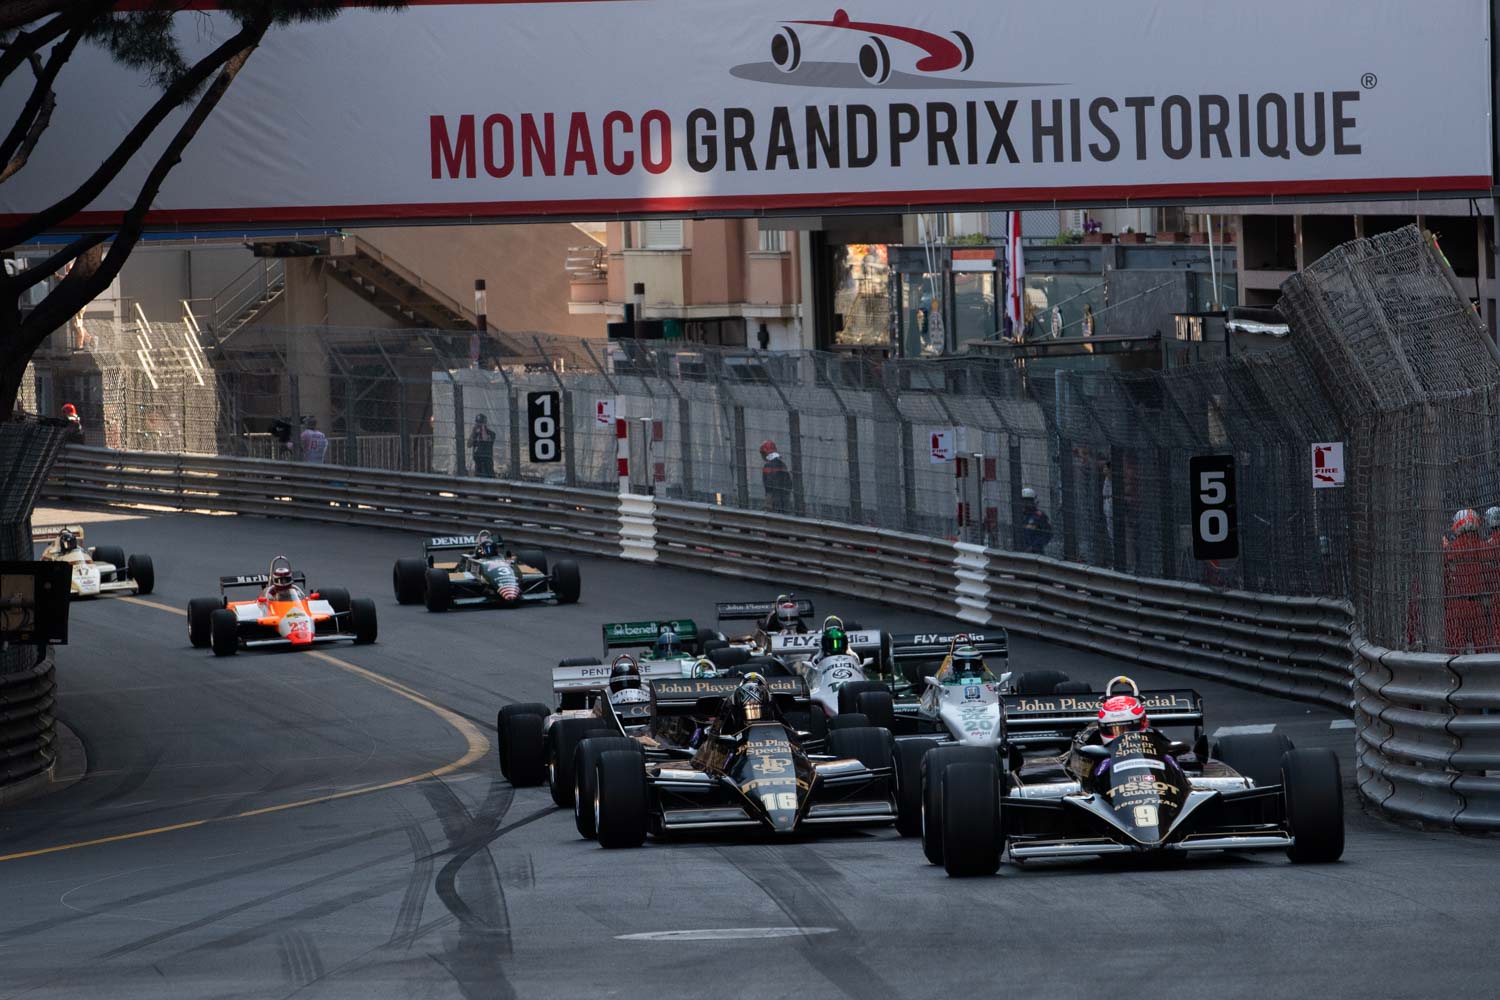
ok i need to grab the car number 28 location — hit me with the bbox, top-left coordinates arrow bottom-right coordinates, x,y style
760,792 -> 797,811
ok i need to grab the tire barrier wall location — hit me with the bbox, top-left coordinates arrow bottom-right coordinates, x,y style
1352,638 -> 1500,831
46,446 -> 1354,700
0,654 -> 57,793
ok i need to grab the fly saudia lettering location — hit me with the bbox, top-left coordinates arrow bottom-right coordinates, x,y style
430,92 -> 1360,180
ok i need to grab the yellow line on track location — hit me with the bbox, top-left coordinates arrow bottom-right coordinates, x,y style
0,596 -> 490,863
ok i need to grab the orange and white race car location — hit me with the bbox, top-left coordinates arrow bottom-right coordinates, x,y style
187,556 -> 377,656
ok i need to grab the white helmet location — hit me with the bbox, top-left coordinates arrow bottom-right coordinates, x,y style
1021,487 -> 1038,501
1453,509 -> 1481,534
1487,507 -> 1500,531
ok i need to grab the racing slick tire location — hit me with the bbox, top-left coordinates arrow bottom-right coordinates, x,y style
319,587 -> 352,615
785,706 -> 828,742
1053,680 -> 1092,695
1282,748 -> 1344,863
209,609 -> 238,657
127,554 -> 154,594
701,638 -> 728,655
549,717 -> 607,808
854,689 -> 895,730
1011,670 -> 1072,696
496,703 -> 551,777
557,657 -> 602,668
93,545 -> 126,572
837,681 -> 889,717
942,762 -> 1002,877
694,626 -> 719,654
708,646 -> 751,671
574,737 -> 643,839
188,597 -> 219,648
424,568 -> 452,612
551,560 -> 581,605
595,750 -> 648,849
827,725 -> 894,770
503,712 -> 547,786
894,738 -> 939,837
350,597 -> 378,644
514,548 -> 548,575
827,712 -> 869,732
921,746 -> 996,865
1214,732 -> 1295,790
393,558 -> 427,605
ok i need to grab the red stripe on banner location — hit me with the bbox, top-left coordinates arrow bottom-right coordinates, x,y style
16,176 -> 1492,231
616,457 -> 629,476
653,461 -> 665,482
615,418 -> 627,439
651,420 -> 663,443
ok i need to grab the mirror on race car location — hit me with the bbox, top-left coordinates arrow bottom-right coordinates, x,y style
924,676 -> 939,687
1078,744 -> 1110,760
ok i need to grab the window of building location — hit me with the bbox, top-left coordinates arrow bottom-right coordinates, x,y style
831,243 -> 891,347
758,228 -> 787,252
636,220 -> 684,249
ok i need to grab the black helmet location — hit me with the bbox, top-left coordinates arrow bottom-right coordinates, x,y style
951,644 -> 985,679
609,654 -> 642,695
269,555 -> 294,590
653,628 -> 682,659
730,671 -> 771,722
57,528 -> 77,552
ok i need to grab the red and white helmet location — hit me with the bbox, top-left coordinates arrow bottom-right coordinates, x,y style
1098,695 -> 1147,741
1453,509 -> 1481,534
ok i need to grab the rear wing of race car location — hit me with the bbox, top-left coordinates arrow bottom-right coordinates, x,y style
219,571 -> 307,594
601,619 -> 698,654
552,660 -> 684,694
1002,689 -> 1204,749
768,628 -> 885,659
648,675 -> 809,715
889,630 -> 1008,664
424,534 -> 481,554
715,598 -> 814,623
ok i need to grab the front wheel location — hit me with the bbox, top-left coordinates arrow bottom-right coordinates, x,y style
827,726 -> 894,771
551,560 -> 581,605
393,558 -> 426,604
941,762 -> 1002,877
1283,748 -> 1344,863
424,568 -> 451,612
497,702 -> 551,777
209,608 -> 238,657
502,712 -> 546,786
188,597 -> 219,648
595,750 -> 648,848
127,554 -> 154,594
921,746 -> 994,865
573,737 -> 641,839
350,597 -> 378,644
894,738 -> 937,837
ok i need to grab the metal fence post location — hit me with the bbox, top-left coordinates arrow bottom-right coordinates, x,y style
679,395 -> 694,500
1008,438 -> 1023,550
453,382 -> 467,477
1110,444 -> 1126,571
288,373 -> 301,461
846,413 -> 862,522
1059,436 -> 1078,561
1155,447 -> 1175,577
788,409 -> 805,516
733,405 -> 749,508
900,419 -> 916,533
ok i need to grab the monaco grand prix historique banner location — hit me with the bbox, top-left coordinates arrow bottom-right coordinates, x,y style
0,0 -> 1491,227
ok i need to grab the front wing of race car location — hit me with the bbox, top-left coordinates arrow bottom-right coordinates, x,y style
444,567 -> 555,606
646,755 -> 895,833
229,597 -> 357,648
65,562 -> 137,597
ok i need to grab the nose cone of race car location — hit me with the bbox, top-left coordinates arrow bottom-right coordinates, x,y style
733,723 -> 804,833
500,585 -> 520,602
279,609 -> 315,645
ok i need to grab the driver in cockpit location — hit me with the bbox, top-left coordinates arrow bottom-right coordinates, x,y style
649,627 -> 684,661
760,595 -> 807,635
473,530 -> 504,560
262,556 -> 301,602
607,654 -> 651,708
934,644 -> 997,685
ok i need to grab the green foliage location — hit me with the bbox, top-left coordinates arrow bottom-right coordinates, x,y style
947,233 -> 991,247
1050,230 -> 1084,246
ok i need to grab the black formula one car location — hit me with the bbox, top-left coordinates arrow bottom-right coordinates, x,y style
392,530 -> 580,611
920,676 -> 1345,876
498,664 -> 898,847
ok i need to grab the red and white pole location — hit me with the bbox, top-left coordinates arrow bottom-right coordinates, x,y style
616,417 -> 630,493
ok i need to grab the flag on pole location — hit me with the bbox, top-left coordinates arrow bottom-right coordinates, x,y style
1004,211 -> 1025,339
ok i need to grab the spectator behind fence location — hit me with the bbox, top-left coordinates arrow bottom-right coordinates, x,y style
61,402 -> 83,443
1020,486 -> 1053,554
300,416 -> 328,464
760,439 -> 793,513
470,413 -> 496,477
270,418 -> 294,457
1443,508 -> 1488,654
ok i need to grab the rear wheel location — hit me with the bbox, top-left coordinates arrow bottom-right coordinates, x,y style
1215,732 -> 1295,789
708,646 -> 750,672
854,689 -> 895,730
551,560 -> 581,604
1282,748 -> 1344,863
496,702 -> 551,777
548,717 -> 606,807
557,657 -> 600,668
350,598 -> 378,644
188,597 -> 219,648
514,548 -> 548,575
921,746 -> 995,865
826,726 -> 894,770
574,737 -> 642,839
503,713 -> 546,786
595,750 -> 648,849
319,587 -> 352,615
1053,680 -> 1092,695
894,738 -> 938,837
209,609 -> 238,657
127,554 -> 154,594
942,762 -> 1002,877
393,558 -> 427,604
424,568 -> 451,612
93,545 -> 125,571
828,712 -> 869,732
1011,670 -> 1071,695
837,680 -> 888,716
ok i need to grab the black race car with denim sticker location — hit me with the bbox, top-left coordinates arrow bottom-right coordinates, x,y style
916,675 -> 1345,876
392,530 -> 580,611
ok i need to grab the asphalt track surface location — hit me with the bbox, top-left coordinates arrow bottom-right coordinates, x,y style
1,510 -> 1495,1000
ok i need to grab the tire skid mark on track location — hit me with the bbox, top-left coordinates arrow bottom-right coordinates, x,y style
422,775 -> 518,1000
275,930 -> 326,990
715,843 -> 897,1000
386,801 -> 437,951
0,601 -> 490,864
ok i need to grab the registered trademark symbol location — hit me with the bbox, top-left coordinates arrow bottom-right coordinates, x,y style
1361,73 -> 1378,90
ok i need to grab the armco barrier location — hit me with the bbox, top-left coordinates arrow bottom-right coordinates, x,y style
52,447 -> 1500,830
1353,639 -> 1500,831
0,655 -> 57,789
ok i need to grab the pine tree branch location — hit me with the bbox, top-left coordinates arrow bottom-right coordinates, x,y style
18,20 -> 268,347
0,18 -> 261,249
0,27 -> 82,184
0,10 -> 73,88
2,232 -> 109,296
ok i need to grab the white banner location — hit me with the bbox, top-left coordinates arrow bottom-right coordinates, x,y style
1,1 -> 1491,227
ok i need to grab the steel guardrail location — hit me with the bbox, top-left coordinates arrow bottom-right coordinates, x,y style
54,447 -> 1500,829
